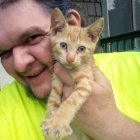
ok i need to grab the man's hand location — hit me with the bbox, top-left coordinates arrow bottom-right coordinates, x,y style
54,62 -> 115,137
54,62 -> 140,140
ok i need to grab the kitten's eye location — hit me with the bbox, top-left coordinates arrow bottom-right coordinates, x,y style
60,42 -> 67,50
77,46 -> 86,53
0,50 -> 13,59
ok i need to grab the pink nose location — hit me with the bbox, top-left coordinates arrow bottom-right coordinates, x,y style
67,57 -> 74,64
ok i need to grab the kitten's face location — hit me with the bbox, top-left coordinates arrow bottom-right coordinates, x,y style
51,25 -> 95,69
50,8 -> 104,69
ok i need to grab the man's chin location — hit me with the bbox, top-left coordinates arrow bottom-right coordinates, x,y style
34,91 -> 50,99
25,85 -> 51,99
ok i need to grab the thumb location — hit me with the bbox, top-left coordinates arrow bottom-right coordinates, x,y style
92,64 -> 110,85
54,62 -> 73,86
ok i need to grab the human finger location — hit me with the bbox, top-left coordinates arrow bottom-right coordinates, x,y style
54,62 -> 74,101
54,62 -> 73,86
92,63 -> 110,85
61,86 -> 74,101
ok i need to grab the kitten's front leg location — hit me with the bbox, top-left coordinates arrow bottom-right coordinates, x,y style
55,77 -> 93,124
41,74 -> 63,136
42,77 -> 93,139
47,74 -> 63,116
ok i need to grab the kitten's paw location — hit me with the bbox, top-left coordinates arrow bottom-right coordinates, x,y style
46,110 -> 56,119
41,116 -> 72,139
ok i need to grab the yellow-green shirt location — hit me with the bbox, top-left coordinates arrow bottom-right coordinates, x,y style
0,80 -> 46,140
0,52 -> 140,140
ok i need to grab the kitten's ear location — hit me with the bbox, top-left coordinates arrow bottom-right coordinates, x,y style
87,18 -> 104,43
51,8 -> 66,34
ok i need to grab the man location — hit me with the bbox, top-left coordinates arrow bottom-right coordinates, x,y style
0,0 -> 140,140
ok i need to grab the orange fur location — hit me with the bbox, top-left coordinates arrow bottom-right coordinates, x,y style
42,8 -> 104,140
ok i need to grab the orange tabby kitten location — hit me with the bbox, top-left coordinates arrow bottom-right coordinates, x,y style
42,8 -> 104,139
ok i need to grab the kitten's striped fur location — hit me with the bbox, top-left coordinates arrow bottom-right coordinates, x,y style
42,8 -> 104,140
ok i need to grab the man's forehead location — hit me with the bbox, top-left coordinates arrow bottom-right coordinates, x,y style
0,0 -> 51,50
0,0 -> 40,11
0,0 -> 51,24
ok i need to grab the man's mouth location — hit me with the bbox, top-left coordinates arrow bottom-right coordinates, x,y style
27,67 -> 47,78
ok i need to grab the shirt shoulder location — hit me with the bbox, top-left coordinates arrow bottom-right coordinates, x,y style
0,80 -> 46,140
0,80 -> 26,96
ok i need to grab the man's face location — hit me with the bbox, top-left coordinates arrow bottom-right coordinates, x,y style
0,1 -> 54,98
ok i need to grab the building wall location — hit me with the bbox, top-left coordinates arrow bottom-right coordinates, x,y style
73,0 -> 102,25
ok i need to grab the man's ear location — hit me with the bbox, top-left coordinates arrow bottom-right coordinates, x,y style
66,9 -> 81,26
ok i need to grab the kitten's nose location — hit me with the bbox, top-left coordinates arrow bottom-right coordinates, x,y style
67,57 -> 74,64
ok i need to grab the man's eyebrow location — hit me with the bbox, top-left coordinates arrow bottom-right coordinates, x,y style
17,27 -> 47,43
0,27 -> 48,54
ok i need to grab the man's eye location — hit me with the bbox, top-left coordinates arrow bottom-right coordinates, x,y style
26,34 -> 45,45
0,50 -> 12,59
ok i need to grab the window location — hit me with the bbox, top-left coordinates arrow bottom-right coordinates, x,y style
101,0 -> 140,52
133,0 -> 140,30
102,0 -> 140,37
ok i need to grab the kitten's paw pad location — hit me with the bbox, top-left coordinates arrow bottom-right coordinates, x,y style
41,117 -> 72,138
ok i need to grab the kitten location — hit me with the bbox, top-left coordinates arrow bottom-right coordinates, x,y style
41,8 -> 104,139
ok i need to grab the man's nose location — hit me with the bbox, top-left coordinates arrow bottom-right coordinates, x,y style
12,47 -> 35,72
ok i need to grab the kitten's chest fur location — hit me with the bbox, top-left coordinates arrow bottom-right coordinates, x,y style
68,61 -> 94,83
